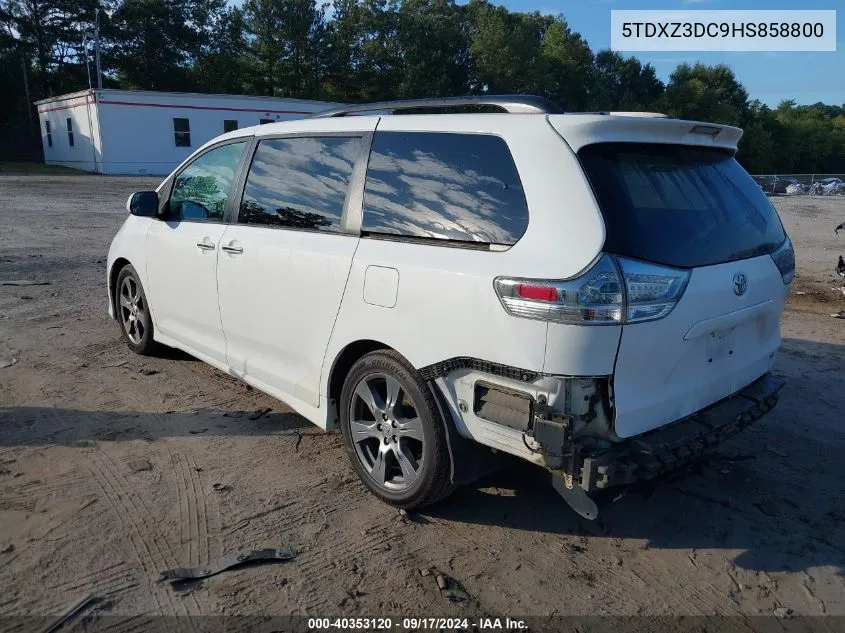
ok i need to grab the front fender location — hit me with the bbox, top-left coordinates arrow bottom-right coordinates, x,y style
107,215 -> 155,320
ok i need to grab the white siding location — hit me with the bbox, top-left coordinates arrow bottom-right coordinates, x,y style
36,91 -> 102,173
95,90 -> 334,175
35,89 -> 337,176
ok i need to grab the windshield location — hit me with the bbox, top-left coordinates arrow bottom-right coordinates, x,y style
578,143 -> 786,268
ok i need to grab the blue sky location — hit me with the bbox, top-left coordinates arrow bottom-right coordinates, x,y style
508,0 -> 844,107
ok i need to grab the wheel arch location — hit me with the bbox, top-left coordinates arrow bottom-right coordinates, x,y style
326,339 -> 393,426
326,339 -> 502,491
108,257 -> 132,319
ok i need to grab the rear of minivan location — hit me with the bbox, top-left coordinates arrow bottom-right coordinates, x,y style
323,109 -> 790,514
545,115 -> 793,439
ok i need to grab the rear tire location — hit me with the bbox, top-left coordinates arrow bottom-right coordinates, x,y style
115,264 -> 158,356
339,350 -> 454,509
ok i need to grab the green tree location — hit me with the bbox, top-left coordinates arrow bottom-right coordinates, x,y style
277,0 -> 327,98
190,7 -> 252,94
592,50 -> 663,112
4,0 -> 100,95
321,0 -> 363,100
665,62 -> 748,125
243,0 -> 326,98
467,1 -> 545,94
107,0 -> 226,91
242,0 -> 283,96
395,0 -> 471,98
539,16 -> 593,111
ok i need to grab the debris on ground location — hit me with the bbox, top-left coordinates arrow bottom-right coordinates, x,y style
432,571 -> 471,603
212,483 -> 231,492
0,358 -> 18,368
41,594 -> 97,633
774,606 -> 794,618
830,312 -> 845,319
158,548 -> 295,583
0,280 -> 51,286
189,428 -> 208,435
248,408 -> 273,421
126,458 -> 152,473
138,368 -> 159,376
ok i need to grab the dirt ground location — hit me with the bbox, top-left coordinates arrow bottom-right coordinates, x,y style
0,174 -> 844,623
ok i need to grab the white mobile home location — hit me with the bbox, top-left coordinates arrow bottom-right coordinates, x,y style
35,89 -> 336,175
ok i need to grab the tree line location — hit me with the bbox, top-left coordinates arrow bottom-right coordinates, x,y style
2,0 -> 844,174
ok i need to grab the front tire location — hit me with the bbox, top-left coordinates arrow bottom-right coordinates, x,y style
115,264 -> 157,355
339,350 -> 454,509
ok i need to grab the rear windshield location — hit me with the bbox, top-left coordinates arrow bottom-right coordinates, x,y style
578,143 -> 786,268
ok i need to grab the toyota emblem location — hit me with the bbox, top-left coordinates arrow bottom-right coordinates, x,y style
733,272 -> 748,296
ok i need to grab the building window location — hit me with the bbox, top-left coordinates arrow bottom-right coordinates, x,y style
173,118 -> 191,147
223,120 -> 238,133
45,121 -> 52,148
66,118 -> 74,147
259,118 -> 274,125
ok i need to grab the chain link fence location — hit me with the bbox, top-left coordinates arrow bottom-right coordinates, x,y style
752,174 -> 845,196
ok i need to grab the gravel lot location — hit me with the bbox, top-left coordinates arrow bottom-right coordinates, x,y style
1,174 -> 844,622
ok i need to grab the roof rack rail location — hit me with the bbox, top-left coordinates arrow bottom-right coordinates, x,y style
311,94 -> 564,118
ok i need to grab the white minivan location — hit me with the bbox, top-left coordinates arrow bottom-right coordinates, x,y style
107,96 -> 792,518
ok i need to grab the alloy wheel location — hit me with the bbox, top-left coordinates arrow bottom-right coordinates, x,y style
348,373 -> 425,491
119,275 -> 146,345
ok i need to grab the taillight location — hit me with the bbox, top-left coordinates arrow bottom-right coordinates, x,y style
617,257 -> 691,323
769,237 -> 795,285
494,254 -> 690,326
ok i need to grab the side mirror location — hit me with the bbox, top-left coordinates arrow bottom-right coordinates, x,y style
127,191 -> 159,217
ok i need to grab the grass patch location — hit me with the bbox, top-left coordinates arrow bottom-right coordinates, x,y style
0,161 -> 86,175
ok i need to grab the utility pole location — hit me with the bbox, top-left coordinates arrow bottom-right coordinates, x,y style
21,55 -> 32,135
83,32 -> 92,90
94,7 -> 102,89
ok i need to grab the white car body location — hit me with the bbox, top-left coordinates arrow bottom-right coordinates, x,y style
108,99 -> 792,513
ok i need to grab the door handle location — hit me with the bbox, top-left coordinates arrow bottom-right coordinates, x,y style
221,244 -> 243,254
196,242 -> 215,251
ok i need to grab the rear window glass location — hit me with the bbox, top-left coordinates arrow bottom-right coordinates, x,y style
362,132 -> 528,246
579,143 -> 786,268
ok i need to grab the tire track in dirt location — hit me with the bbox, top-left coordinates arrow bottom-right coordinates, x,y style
187,451 -> 221,562
119,379 -> 222,572
86,449 -> 199,615
75,340 -> 127,365
170,450 -> 196,567
292,507 -> 404,614
47,561 -> 139,603
170,449 -> 216,568
0,495 -> 100,614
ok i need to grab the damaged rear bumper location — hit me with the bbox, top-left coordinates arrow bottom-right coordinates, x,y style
568,373 -> 785,493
